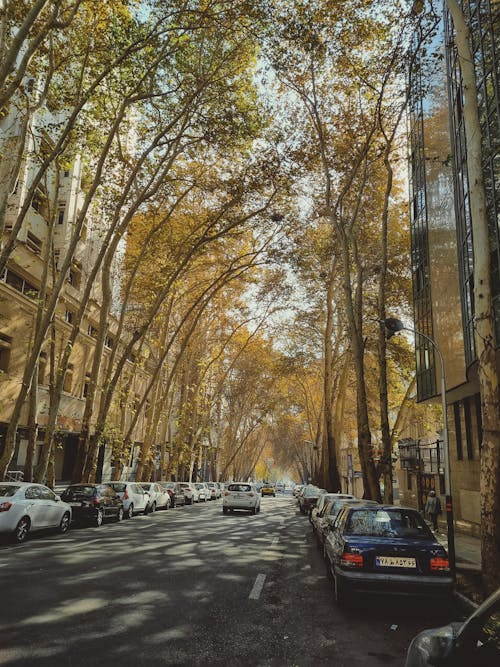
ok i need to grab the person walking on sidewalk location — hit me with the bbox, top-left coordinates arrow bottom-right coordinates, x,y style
425,490 -> 442,530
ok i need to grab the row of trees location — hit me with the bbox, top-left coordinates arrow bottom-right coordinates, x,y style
0,0 -> 498,592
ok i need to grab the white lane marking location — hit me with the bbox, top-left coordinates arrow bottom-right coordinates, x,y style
271,536 -> 280,546
249,573 -> 266,600
136,522 -> 157,530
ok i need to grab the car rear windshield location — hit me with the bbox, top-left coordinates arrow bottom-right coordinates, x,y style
62,485 -> 95,497
303,487 -> 320,497
0,485 -> 20,497
109,483 -> 126,492
345,509 -> 433,538
228,484 -> 251,492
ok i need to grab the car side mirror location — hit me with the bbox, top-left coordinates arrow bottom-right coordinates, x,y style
55,495 -> 61,501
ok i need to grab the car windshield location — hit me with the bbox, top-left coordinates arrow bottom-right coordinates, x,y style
195,484 -> 204,489
0,485 -> 20,497
345,509 -> 433,538
63,485 -> 95,497
141,484 -> 151,490
228,484 -> 251,492
303,487 -> 320,497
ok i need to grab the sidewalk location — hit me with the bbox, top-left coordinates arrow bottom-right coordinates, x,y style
435,530 -> 481,571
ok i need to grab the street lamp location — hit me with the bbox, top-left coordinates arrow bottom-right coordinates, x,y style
382,317 -> 456,579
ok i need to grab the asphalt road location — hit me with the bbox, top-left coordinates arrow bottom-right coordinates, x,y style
0,495 -> 465,667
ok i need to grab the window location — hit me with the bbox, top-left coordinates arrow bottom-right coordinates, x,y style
25,486 -> 42,500
0,333 -> 12,373
26,231 -> 42,254
67,264 -> 81,289
407,472 -> 412,491
64,310 -> 74,324
463,397 -> 474,460
63,364 -> 73,393
83,373 -> 91,398
475,393 -> 483,450
104,335 -> 114,349
57,204 -> 65,225
87,324 -> 98,338
453,402 -> 464,460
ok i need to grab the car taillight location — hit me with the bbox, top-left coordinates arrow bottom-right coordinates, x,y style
0,501 -> 12,512
124,491 -> 129,500
249,493 -> 254,497
340,551 -> 363,568
430,557 -> 450,572
224,491 -> 229,496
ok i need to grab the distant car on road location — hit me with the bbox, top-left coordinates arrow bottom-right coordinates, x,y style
160,482 -> 186,507
0,482 -> 72,543
179,482 -> 196,505
139,483 -> 171,511
405,586 -> 500,666
261,483 -> 276,497
324,504 -> 453,605
223,483 -> 261,515
107,482 -> 150,518
206,482 -> 221,500
298,485 -> 327,514
61,483 -> 123,526
194,483 -> 210,502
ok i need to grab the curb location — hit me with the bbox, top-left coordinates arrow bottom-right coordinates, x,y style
454,589 -> 479,614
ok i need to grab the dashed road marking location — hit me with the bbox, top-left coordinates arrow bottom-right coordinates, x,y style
249,573 -> 266,600
271,536 -> 280,546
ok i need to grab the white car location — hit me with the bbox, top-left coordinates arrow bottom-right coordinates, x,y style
179,482 -> 196,505
223,483 -> 261,515
108,482 -> 150,518
194,483 -> 210,502
140,483 -> 171,512
0,481 -> 72,543
206,482 -> 221,500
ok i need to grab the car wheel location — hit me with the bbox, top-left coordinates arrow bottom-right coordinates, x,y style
14,516 -> 30,543
126,504 -> 134,519
223,507 -> 228,514
59,512 -> 71,534
251,506 -> 256,515
116,507 -> 124,522
94,509 -> 104,527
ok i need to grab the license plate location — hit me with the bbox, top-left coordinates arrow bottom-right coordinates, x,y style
69,502 -> 82,507
376,556 -> 416,568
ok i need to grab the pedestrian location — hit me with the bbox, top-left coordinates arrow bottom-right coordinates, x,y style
425,490 -> 442,530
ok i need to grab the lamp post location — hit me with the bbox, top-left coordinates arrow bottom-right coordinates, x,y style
383,317 -> 456,579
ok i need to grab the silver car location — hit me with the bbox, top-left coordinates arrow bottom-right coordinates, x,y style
108,482 -> 150,518
140,483 -> 171,512
0,482 -> 72,543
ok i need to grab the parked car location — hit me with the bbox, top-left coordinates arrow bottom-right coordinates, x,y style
311,492 -> 355,529
107,482 -> 150,518
0,482 -> 72,543
324,505 -> 454,605
293,484 -> 304,497
206,482 -> 221,500
309,493 -> 354,531
223,482 -> 261,514
261,483 -> 276,497
316,499 -> 377,547
194,483 -> 211,502
160,482 -> 186,507
298,485 -> 327,514
139,483 -> 171,512
179,482 -> 196,505
61,483 -> 123,526
405,586 -> 500,666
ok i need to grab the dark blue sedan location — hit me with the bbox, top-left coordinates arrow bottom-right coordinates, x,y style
324,505 -> 453,605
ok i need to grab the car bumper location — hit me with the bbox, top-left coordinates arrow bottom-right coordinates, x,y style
223,502 -> 258,510
69,506 -> 101,522
336,568 -> 454,596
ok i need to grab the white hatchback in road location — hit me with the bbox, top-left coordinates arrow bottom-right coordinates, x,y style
223,483 -> 261,515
